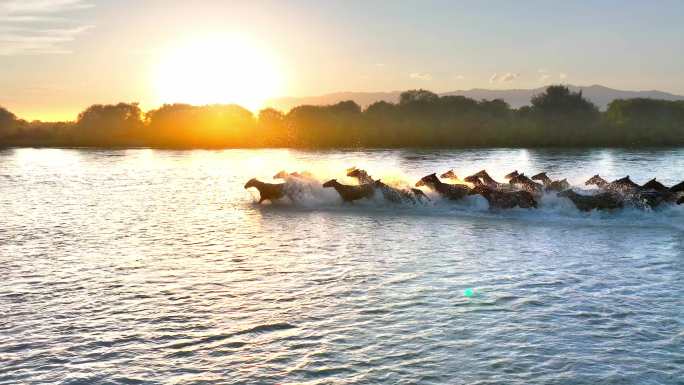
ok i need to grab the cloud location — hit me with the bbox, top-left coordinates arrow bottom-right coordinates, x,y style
409,72 -> 432,81
537,69 -> 550,82
489,72 -> 519,83
559,72 -> 568,80
0,0 -> 92,55
455,74 -> 464,80
0,0 -> 92,14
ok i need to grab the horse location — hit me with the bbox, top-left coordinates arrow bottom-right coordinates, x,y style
440,170 -> 459,180
245,178 -> 287,204
504,170 -> 520,180
530,172 -> 570,192
415,173 -> 470,200
469,170 -> 510,190
463,175 -> 485,187
641,178 -> 669,192
273,170 -> 315,181
508,173 -> 543,195
557,189 -> 623,212
670,181 -> 684,193
468,185 -> 537,209
322,179 -> 375,202
678,196 -> 684,205
347,167 -> 429,203
346,167 -> 375,185
585,175 -> 640,194
585,174 -> 609,189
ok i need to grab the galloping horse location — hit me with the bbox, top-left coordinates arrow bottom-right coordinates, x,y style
245,178 -> 287,204
531,172 -> 570,192
508,173 -> 543,196
322,179 -> 375,202
469,185 -> 537,209
415,173 -> 470,200
557,189 -> 623,212
347,167 -> 429,204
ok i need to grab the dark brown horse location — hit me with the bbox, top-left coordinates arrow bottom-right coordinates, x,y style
322,179 -> 375,202
245,178 -> 286,204
440,169 -> 459,180
508,173 -> 543,195
557,189 -> 623,211
531,172 -> 570,192
585,175 -> 640,194
415,173 -> 470,200
641,178 -> 669,192
348,168 -> 429,203
469,185 -> 537,209
468,170 -> 509,190
346,167 -> 375,185
504,170 -> 520,180
670,181 -> 684,193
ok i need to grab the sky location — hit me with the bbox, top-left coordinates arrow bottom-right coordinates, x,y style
1,0 -> 684,121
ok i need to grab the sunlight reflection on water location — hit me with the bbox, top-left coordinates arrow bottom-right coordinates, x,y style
1,147 -> 683,384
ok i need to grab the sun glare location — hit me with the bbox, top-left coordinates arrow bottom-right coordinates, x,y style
154,36 -> 283,111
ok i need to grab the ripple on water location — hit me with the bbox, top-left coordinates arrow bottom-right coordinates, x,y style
1,148 -> 683,384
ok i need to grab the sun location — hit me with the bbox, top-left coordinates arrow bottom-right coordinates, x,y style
154,36 -> 283,111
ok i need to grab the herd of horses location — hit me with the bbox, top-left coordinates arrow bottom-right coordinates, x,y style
245,167 -> 684,211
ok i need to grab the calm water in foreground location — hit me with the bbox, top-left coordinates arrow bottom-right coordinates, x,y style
1,148 -> 683,385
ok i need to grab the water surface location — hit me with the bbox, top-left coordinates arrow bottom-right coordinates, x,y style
1,148 -> 683,384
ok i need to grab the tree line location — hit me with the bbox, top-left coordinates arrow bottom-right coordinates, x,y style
2,85 -> 684,148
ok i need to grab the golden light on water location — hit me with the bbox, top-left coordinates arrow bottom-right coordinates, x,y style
154,35 -> 283,111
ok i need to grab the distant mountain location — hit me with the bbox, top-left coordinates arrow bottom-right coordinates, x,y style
266,85 -> 684,111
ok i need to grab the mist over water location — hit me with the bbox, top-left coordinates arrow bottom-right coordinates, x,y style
1,148 -> 683,384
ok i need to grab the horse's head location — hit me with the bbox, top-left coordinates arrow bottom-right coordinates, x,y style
463,175 -> 481,185
440,170 -> 458,180
642,178 -> 667,191
416,173 -> 439,187
244,178 -> 258,189
347,168 -> 368,179
585,174 -> 605,186
473,170 -> 491,179
509,173 -> 529,185
273,171 -> 289,179
530,172 -> 548,182
504,170 -> 519,180
373,179 -> 385,188
322,179 -> 337,188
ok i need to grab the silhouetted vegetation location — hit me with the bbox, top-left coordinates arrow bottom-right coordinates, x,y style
2,86 -> 684,148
